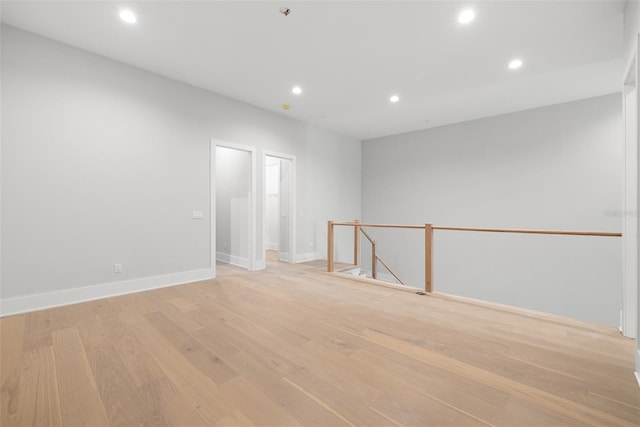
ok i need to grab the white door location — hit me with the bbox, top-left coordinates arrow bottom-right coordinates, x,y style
263,152 -> 296,265
279,158 -> 291,262
213,141 -> 256,271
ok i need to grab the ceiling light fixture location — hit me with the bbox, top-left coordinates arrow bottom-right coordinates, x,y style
508,59 -> 523,69
119,9 -> 137,24
390,95 -> 400,103
458,9 -> 475,24
292,86 -> 302,95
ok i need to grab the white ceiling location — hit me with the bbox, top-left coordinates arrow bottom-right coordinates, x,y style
0,1 -> 626,139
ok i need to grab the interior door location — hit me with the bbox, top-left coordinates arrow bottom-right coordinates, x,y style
278,158 -> 291,262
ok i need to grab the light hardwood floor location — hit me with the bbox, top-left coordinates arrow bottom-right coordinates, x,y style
1,257 -> 639,426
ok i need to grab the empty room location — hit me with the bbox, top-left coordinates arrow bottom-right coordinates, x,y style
1,1 -> 640,426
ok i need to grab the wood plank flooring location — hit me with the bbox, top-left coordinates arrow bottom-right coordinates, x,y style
1,257 -> 639,426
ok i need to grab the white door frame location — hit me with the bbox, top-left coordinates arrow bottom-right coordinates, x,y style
263,150 -> 296,264
624,35 -> 640,385
622,39 -> 639,340
211,139 -> 257,272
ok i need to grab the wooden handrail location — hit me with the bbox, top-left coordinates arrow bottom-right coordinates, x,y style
333,222 -> 424,229
327,220 -> 622,295
425,223 -> 433,293
354,219 -> 361,267
359,228 -> 377,279
333,221 -> 622,237
376,256 -> 406,286
372,244 -> 377,279
359,228 -> 375,245
432,226 -> 621,237
360,228 -> 405,284
327,221 -> 334,273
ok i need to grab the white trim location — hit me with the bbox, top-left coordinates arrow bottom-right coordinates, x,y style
263,150 -> 296,265
624,40 -> 638,85
621,39 -> 639,339
0,268 -> 214,317
295,252 -> 320,263
637,34 -> 640,379
266,242 -> 278,251
0,90 -> 2,303
620,310 -> 624,333
278,252 -> 290,262
635,371 -> 640,388
212,139 -> 257,272
250,146 -> 258,270
215,252 -> 249,269
209,140 -> 216,279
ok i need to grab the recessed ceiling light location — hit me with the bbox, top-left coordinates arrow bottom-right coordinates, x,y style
119,9 -> 137,24
390,95 -> 400,103
292,86 -> 302,95
508,59 -> 523,70
458,9 -> 475,24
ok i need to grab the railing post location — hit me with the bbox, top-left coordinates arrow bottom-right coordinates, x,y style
327,221 -> 335,272
372,241 -> 377,279
354,219 -> 361,266
425,223 -> 433,293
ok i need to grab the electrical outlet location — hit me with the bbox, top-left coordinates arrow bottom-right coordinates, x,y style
114,263 -> 122,273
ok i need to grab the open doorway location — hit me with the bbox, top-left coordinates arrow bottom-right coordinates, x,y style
213,140 -> 256,271
264,152 -> 295,265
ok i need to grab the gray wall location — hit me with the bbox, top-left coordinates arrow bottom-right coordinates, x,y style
305,126 -> 363,262
362,94 -> 623,327
1,24 -> 361,303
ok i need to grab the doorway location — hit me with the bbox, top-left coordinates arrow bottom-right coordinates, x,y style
264,152 -> 295,264
212,140 -> 256,271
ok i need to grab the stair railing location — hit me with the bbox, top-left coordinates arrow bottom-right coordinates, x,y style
356,224 -> 405,285
327,220 -> 622,294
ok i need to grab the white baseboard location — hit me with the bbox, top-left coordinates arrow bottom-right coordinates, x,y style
0,268 -> 214,317
635,371 -> 640,388
216,252 -> 249,269
266,242 -> 278,251
255,259 -> 266,271
295,252 -> 320,263
278,251 -> 290,262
